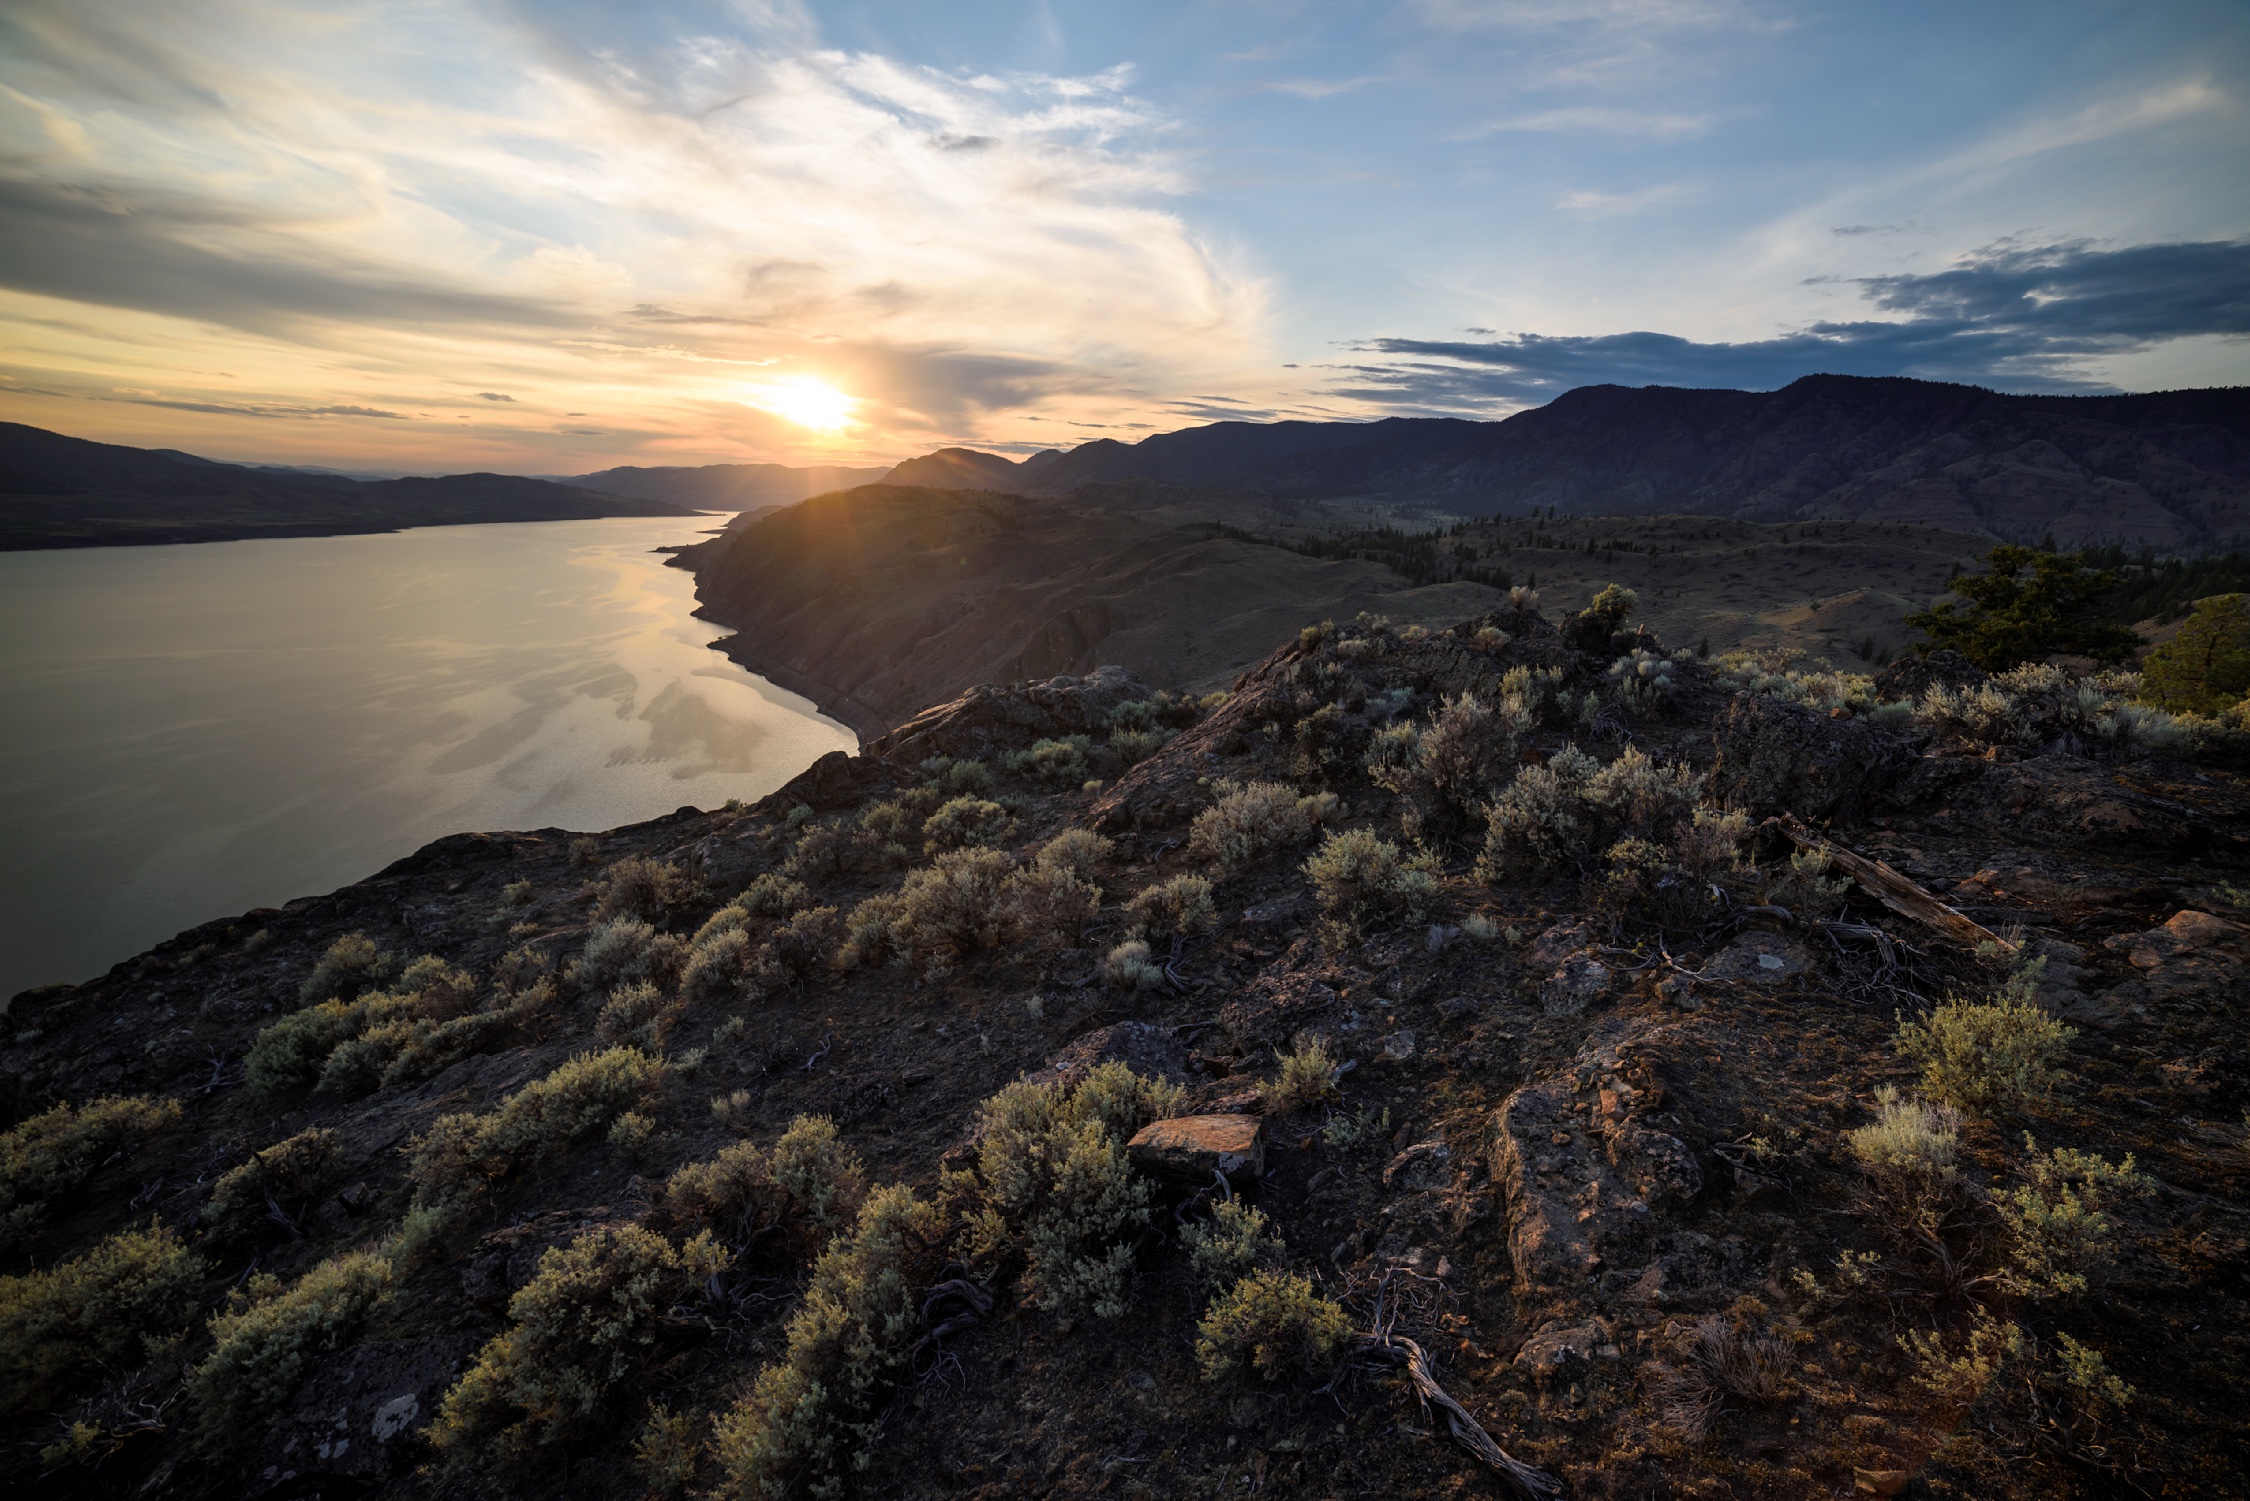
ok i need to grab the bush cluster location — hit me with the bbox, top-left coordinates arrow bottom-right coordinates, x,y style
1303,828 -> 1438,941
1,1094 -> 181,1246
204,1126 -> 344,1239
1895,967 -> 2076,1117
1188,780 -> 1333,871
1266,1037 -> 1339,1114
956,1063 -> 1183,1320
1183,1199 -> 1281,1296
432,1225 -> 725,1467
0,1221 -> 204,1417
1126,873 -> 1218,940
1919,662 -> 2184,758
299,932 -> 398,1003
712,1185 -> 949,1499
249,956 -> 493,1096
1994,1139 -> 2150,1299
922,795 -> 1013,853
1004,735 -> 1093,786
1194,1271 -> 1352,1382
188,1249 -> 393,1440
579,916 -> 689,995
406,1047 -> 663,1218
591,856 -> 702,923
1476,744 -> 1704,884
1366,691 -> 1532,836
664,1114 -> 868,1260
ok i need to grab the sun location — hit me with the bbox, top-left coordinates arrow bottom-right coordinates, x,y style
749,375 -> 857,432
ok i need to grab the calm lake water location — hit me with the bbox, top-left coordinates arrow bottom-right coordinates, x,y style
0,517 -> 855,1000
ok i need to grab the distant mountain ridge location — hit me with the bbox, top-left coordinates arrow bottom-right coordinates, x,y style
0,422 -> 698,550
572,460 -> 892,515
876,375 -> 2250,550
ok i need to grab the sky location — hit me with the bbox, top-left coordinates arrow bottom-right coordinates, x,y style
0,0 -> 2245,474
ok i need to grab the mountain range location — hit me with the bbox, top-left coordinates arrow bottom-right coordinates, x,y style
848,376 -> 2250,550
0,422 -> 697,549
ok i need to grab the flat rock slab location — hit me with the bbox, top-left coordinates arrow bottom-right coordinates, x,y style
1701,934 -> 1811,984
1128,1113 -> 1266,1185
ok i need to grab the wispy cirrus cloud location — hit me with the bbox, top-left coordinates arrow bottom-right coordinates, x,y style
1335,237 -> 2250,409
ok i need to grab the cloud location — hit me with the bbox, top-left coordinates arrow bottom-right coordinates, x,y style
1337,237 -> 2250,409
476,391 -> 515,401
116,396 -> 405,418
1468,105 -> 1710,139
1257,76 -> 1386,101
1557,183 -> 1694,216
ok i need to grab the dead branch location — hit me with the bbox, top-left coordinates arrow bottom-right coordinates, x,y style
1773,814 -> 2015,955
1353,1331 -> 1564,1499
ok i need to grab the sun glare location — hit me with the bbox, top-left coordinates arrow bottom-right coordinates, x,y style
749,375 -> 858,432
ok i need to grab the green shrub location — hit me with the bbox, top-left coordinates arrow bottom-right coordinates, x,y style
1101,938 -> 1165,990
836,893 -> 909,971
1303,828 -> 1437,940
592,856 -> 701,923
1996,1139 -> 2151,1299
1267,1037 -> 1338,1114
1188,780 -> 1329,870
579,916 -> 687,994
932,757 -> 995,795
682,926 -> 753,1003
753,905 -> 844,995
1,1221 -> 204,1417
711,1185 -> 949,1499
188,1249 -> 391,1439
956,1064 -> 1183,1320
786,819 -> 865,881
665,1115 -> 867,1260
299,932 -> 395,1002
1109,727 -> 1174,763
251,957 -> 479,1096
1006,736 -> 1093,785
431,1225 -> 724,1467
1,1094 -> 182,1245
204,1127 -> 343,1239
2139,594 -> 2250,715
738,872 -> 812,919
1896,970 -> 2076,1117
1918,663 -> 2185,757
1365,692 -> 1532,836
1477,745 -> 1703,883
898,848 -> 1013,963
636,1403 -> 703,1494
1035,827 -> 1114,881
1126,874 -> 1218,939
921,795 -> 1012,853
406,1048 -> 664,1215
1001,863 -> 1101,952
1184,1199 -> 1281,1296
1194,1271 -> 1351,1382
597,980 -> 680,1047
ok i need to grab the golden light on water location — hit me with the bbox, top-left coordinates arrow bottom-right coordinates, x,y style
747,376 -> 858,432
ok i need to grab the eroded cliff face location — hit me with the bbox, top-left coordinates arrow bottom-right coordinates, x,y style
4,600 -> 2247,1501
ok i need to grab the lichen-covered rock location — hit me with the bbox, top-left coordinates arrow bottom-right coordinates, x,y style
1513,1318 -> 1621,1380
1901,752 -> 2215,853
1540,954 -> 1613,1018
1032,1021 -> 1189,1092
2102,910 -> 2249,1006
1710,692 -> 1911,820
1872,647 -> 1987,703
1699,934 -> 1811,985
253,1335 -> 470,1489
1127,1114 -> 1266,1185
874,664 -> 1151,765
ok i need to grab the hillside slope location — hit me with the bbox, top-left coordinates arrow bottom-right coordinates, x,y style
570,460 -> 890,513
881,376 -> 2250,548
0,423 -> 698,549
4,599 -> 2244,1500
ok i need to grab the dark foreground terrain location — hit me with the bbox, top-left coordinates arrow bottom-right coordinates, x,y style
3,593 -> 2247,1500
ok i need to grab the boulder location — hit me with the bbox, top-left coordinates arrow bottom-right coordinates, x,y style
1127,1114 -> 1266,1185
1710,693 -> 1912,821
1032,1021 -> 1189,1091
873,665 -> 1151,765
1699,934 -> 1812,985
1540,953 -> 1613,1017
2101,910 -> 2249,1005
1872,647 -> 1987,702
1513,1318 -> 1621,1381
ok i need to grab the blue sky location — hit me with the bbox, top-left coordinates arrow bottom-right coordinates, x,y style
0,0 -> 2243,469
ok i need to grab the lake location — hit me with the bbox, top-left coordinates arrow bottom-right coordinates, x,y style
0,517 -> 856,1001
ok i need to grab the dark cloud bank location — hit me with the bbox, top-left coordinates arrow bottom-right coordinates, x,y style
1340,238 -> 2250,409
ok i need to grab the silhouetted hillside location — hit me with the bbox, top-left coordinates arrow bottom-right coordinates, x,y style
892,376 -> 2250,549
572,460 -> 890,514
0,423 -> 699,548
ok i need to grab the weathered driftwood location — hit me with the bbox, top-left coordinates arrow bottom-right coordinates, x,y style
1354,1332 -> 1565,1499
1774,813 -> 2016,955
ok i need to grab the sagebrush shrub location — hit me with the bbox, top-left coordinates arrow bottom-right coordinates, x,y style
1477,745 -> 1703,883
189,1249 -> 392,1439
1194,1271 -> 1351,1381
1896,970 -> 2076,1116
299,932 -> 395,1002
1,1095 -> 181,1245
958,1065 -> 1183,1320
836,893 -> 908,970
898,848 -> 1013,962
681,925 -> 753,1004
1996,1140 -> 2151,1299
737,872 -> 812,919
1188,780 -> 1327,870
592,856 -> 700,923
1918,662 -> 2186,758
1109,727 -> 1174,763
431,1225 -> 724,1467
1002,863 -> 1101,952
1006,736 -> 1092,785
1366,692 -> 1532,836
667,1116 -> 869,1257
712,1185 -> 949,1499
1184,1199 -> 1281,1296
1035,828 -> 1114,881
204,1127 -> 343,1238
596,980 -> 679,1047
1303,829 -> 1437,940
1101,938 -> 1164,990
0,1221 -> 203,1417
1267,1037 -> 1338,1113
406,1048 -> 663,1215
921,795 -> 1011,853
1126,874 -> 1218,939
579,916 -> 687,994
